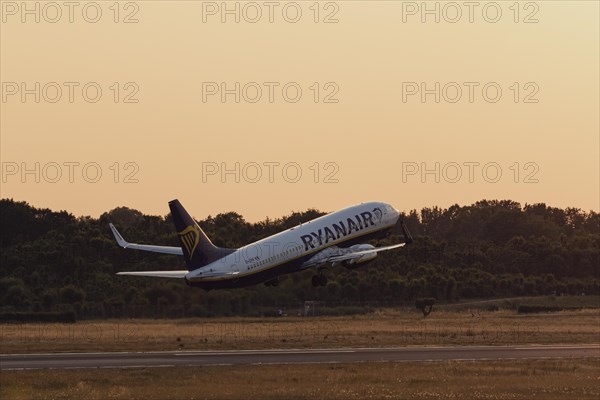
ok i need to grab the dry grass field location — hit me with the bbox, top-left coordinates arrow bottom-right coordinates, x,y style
1,308 -> 598,354
1,359 -> 599,400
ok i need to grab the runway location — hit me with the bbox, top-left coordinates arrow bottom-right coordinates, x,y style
2,345 -> 598,370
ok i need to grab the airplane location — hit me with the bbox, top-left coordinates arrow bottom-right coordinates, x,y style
109,199 -> 413,290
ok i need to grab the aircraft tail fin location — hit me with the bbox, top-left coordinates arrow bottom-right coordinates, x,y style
168,199 -> 235,270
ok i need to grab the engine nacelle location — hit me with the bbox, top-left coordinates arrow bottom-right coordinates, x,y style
342,244 -> 377,269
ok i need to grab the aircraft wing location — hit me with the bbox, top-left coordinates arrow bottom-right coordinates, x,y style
116,270 -> 188,278
109,223 -> 183,255
316,221 -> 411,265
326,243 -> 405,263
116,269 -> 241,280
301,243 -> 405,269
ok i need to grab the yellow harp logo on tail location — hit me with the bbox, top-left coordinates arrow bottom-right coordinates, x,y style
178,225 -> 200,258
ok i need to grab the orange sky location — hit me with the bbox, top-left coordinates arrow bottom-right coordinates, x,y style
1,1 -> 598,221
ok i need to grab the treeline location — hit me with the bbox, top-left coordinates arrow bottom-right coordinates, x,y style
0,199 -> 598,319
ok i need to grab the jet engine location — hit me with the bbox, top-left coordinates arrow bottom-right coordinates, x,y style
339,244 -> 378,269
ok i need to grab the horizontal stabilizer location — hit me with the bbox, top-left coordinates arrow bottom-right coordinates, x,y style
193,270 -> 240,279
109,223 -> 183,256
116,270 -> 188,278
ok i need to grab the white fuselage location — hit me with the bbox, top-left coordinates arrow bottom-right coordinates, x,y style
186,202 -> 400,283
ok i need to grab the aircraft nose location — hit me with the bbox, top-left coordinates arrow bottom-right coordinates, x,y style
385,204 -> 400,223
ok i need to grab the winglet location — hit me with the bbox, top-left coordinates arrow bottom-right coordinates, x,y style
400,221 -> 413,245
109,223 -> 129,248
109,223 -> 184,256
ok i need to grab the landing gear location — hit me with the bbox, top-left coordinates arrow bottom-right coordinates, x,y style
319,274 -> 327,286
311,274 -> 327,287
